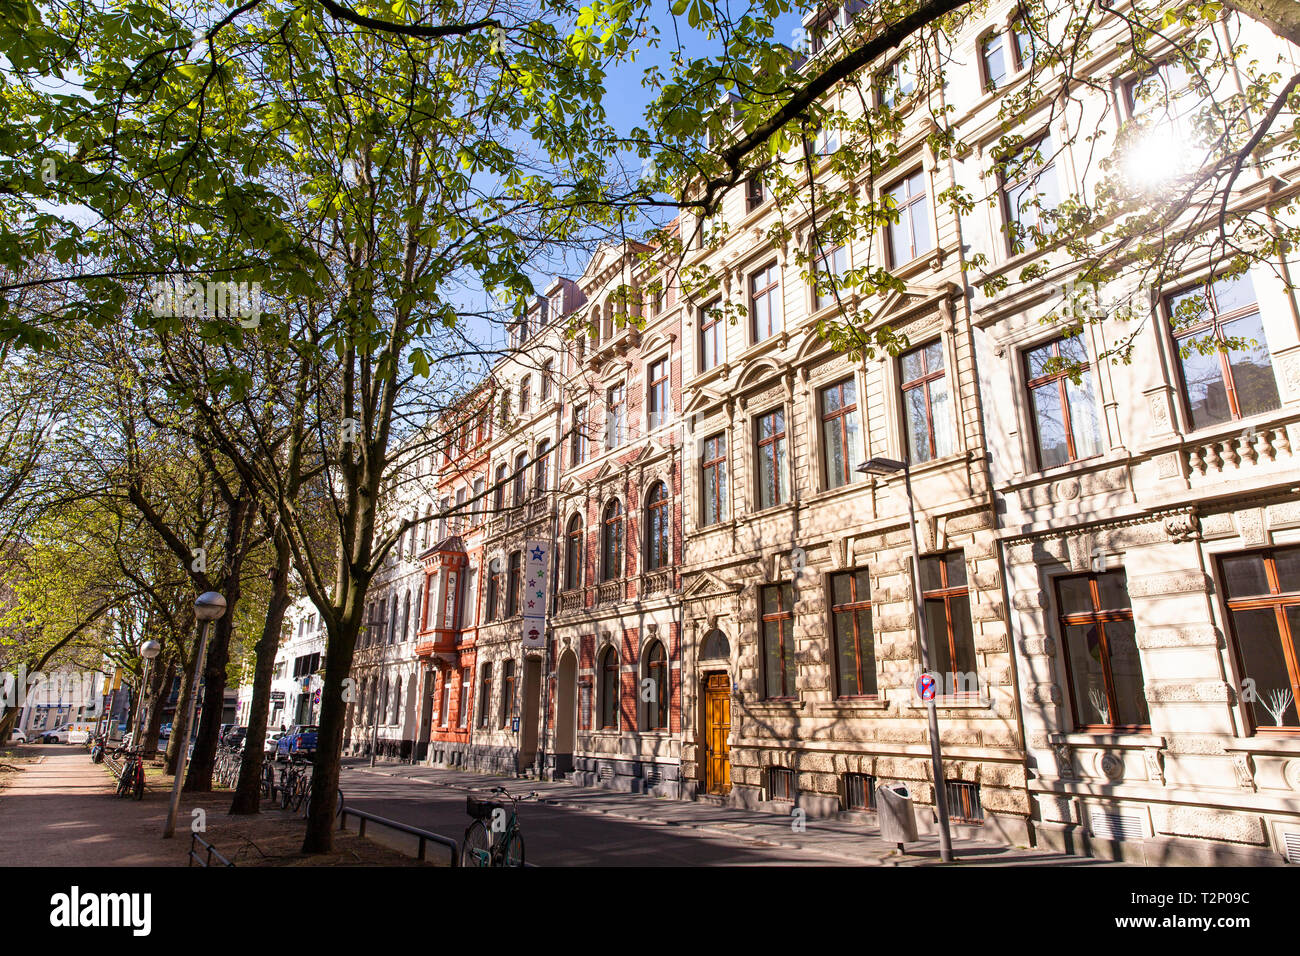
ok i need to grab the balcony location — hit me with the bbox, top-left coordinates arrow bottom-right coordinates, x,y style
642,567 -> 675,596
1181,416 -> 1297,488
560,589 -> 586,613
597,580 -> 622,606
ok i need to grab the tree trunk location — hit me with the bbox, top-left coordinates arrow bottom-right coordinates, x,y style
301,607 -> 362,853
1222,0 -> 1300,48
142,658 -> 173,756
230,528 -> 291,814
164,659 -> 193,776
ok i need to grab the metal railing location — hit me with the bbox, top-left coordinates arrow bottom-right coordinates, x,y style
339,804 -> 460,866
188,832 -> 234,867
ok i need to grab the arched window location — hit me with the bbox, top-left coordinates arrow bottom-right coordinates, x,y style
700,629 -> 730,661
387,594 -> 399,644
512,451 -> 528,506
494,462 -> 508,510
644,482 -> 670,571
598,646 -> 619,729
391,679 -> 402,726
564,514 -> 583,590
506,550 -> 522,617
535,438 -> 552,493
379,676 -> 390,723
401,591 -> 411,642
499,659 -> 516,727
643,641 -> 668,730
602,500 -> 624,582
486,557 -> 502,622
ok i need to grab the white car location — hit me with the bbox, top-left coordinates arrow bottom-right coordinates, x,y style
41,723 -> 92,744
6,728 -> 27,744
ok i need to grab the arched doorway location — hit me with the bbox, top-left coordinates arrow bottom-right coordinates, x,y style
554,650 -> 577,775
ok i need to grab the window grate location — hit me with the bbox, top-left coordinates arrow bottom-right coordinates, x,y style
945,780 -> 983,824
1089,809 -> 1147,841
1284,831 -> 1300,864
844,773 -> 876,810
597,763 -> 614,781
767,766 -> 796,802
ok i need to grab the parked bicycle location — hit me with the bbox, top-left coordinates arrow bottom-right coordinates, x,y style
214,746 -> 242,788
278,756 -> 312,812
460,786 -> 535,867
90,735 -> 105,764
114,749 -> 145,801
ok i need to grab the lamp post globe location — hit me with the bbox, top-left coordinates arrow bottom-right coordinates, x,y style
195,591 -> 227,621
141,639 -> 161,661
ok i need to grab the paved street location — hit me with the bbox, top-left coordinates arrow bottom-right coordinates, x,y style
338,759 -> 1111,866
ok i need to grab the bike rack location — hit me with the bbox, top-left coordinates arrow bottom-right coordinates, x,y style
338,803 -> 460,866
188,832 -> 234,868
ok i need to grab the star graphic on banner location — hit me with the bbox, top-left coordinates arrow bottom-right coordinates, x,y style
535,590 -> 544,599
530,546 -> 545,561
527,578 -> 536,588
528,600 -> 535,608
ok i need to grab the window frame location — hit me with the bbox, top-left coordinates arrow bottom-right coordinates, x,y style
749,261 -> 783,344
644,481 -> 670,571
1055,569 -> 1147,732
819,376 -> 862,490
1023,335 -> 1102,470
755,407 -> 789,510
564,514 -> 584,590
1166,274 -> 1279,430
647,357 -> 670,431
760,583 -> 797,700
699,299 -> 723,373
920,551 -> 980,699
999,131 -> 1059,255
477,662 -> 493,729
605,382 -> 626,450
701,432 -> 728,526
831,569 -> 877,698
1219,547 -> 1300,735
506,550 -> 522,617
643,640 -> 669,731
601,499 -> 624,582
900,340 -> 950,464
598,646 -> 619,730
883,168 -> 932,267
500,659 -> 516,728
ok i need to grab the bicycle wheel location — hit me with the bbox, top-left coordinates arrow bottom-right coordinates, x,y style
502,831 -> 525,867
460,820 -> 493,867
280,771 -> 297,809
132,763 -> 144,800
291,775 -> 310,812
261,763 -> 274,799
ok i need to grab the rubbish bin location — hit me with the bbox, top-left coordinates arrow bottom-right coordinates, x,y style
877,783 -> 918,850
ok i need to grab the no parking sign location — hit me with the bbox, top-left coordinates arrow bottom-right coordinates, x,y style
916,673 -> 938,702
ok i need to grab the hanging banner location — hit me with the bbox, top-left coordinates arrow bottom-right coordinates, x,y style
522,539 -> 550,650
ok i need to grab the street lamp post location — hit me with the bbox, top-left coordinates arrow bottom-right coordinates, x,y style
132,640 -> 162,749
163,592 -> 226,839
858,457 -> 955,863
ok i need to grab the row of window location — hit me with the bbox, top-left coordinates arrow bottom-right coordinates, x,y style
592,641 -> 670,731
745,544 -> 1300,736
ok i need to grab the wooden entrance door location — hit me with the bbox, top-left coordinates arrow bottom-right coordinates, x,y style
704,673 -> 732,794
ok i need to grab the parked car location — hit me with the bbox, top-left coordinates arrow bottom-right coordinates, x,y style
222,727 -> 248,750
157,723 -> 172,744
41,722 -> 94,744
275,724 -> 318,762
6,728 -> 27,744
263,732 -> 284,758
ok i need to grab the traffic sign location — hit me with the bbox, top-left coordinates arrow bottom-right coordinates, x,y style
916,673 -> 937,702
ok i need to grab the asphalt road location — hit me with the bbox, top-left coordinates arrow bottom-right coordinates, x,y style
337,766 -> 854,866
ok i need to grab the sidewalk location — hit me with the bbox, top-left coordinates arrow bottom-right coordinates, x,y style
0,748 -> 188,866
344,758 -> 1112,866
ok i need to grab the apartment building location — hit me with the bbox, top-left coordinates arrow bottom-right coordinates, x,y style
544,243 -> 687,795
236,598 -> 325,734
957,9 -> 1300,863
